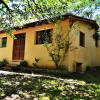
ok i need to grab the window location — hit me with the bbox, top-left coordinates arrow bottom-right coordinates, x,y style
2,37 -> 7,47
80,32 -> 85,47
93,32 -> 99,47
95,40 -> 98,47
0,37 -> 7,48
36,29 -> 52,44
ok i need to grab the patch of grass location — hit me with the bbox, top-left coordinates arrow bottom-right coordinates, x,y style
30,68 -> 100,84
0,70 -> 100,99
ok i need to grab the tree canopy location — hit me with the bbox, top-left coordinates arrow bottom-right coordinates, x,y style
0,0 -> 100,31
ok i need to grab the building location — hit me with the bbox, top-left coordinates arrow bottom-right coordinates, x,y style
0,14 -> 99,72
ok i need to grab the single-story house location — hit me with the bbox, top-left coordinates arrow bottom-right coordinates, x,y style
0,14 -> 99,72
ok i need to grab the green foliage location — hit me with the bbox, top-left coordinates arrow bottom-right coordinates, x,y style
32,58 -> 40,67
35,58 -> 40,63
45,33 -> 70,69
0,70 -> 100,99
0,0 -> 100,33
45,22 -> 79,69
20,60 -> 28,67
2,59 -> 8,65
93,31 -> 100,40
0,61 -> 5,67
0,59 -> 8,67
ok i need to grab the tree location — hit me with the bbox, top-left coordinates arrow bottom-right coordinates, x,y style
0,0 -> 73,30
0,0 -> 100,30
44,22 -> 80,69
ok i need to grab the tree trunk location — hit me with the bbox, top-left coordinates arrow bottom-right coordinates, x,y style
55,62 -> 59,69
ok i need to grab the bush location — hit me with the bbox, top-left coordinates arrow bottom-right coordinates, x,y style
0,59 -> 8,67
2,59 -> 8,65
20,60 -> 28,67
32,58 -> 40,67
0,61 -> 4,67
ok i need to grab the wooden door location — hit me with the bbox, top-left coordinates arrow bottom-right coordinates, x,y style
76,63 -> 82,72
13,34 -> 25,60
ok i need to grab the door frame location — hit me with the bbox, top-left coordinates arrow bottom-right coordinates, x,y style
12,33 -> 26,60
75,62 -> 82,72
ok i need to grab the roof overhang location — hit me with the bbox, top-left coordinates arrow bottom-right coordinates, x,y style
0,14 -> 99,33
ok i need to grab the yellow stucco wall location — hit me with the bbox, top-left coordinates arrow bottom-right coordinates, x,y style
0,34 -> 13,61
66,21 -> 99,72
0,19 -> 69,68
0,18 -> 99,72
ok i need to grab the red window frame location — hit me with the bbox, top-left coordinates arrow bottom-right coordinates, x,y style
36,29 -> 52,44
80,32 -> 85,47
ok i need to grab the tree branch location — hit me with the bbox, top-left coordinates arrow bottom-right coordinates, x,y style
0,0 -> 11,13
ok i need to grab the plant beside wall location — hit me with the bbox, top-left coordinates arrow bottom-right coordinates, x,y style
19,60 -> 28,67
44,22 -> 80,69
0,61 -> 4,67
12,60 -> 28,72
32,58 -> 40,68
2,59 -> 8,65
0,59 -> 8,67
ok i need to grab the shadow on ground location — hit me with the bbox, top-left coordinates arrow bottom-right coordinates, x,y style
0,70 -> 100,100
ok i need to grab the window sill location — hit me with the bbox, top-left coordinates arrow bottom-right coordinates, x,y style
0,47 -> 7,48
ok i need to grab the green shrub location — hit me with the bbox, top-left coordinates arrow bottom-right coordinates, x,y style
20,60 -> 28,67
0,61 -> 4,67
32,58 -> 40,67
2,59 -> 8,65
0,59 -> 8,67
